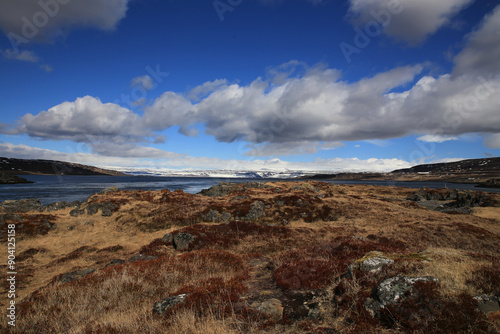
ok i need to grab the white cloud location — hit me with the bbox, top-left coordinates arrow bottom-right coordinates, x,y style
0,142 -> 413,172
131,75 -> 154,91
0,0 -> 129,44
454,4 -> 500,76
484,134 -> 500,149
16,95 -> 149,144
347,0 -> 474,44
417,134 -> 458,143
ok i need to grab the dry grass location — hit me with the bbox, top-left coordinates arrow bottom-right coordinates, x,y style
1,181 -> 499,333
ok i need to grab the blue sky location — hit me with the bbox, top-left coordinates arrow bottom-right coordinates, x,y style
0,0 -> 499,172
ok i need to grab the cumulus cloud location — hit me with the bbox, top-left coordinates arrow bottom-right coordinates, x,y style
347,0 -> 474,44
0,0 -> 129,45
454,4 -> 500,76
15,95 -> 149,144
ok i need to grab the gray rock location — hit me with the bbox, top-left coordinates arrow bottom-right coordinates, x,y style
60,268 -> 95,284
173,232 -> 197,250
128,254 -> 158,262
69,208 -> 85,217
45,201 -> 81,212
251,299 -> 284,320
474,295 -> 500,314
377,276 -> 439,307
0,199 -> 44,213
220,211 -> 232,222
153,294 -> 188,316
105,259 -> 125,268
359,255 -> 394,273
86,202 -> 119,216
365,276 -> 439,317
161,233 -> 173,244
246,201 -> 265,220
203,209 -> 220,222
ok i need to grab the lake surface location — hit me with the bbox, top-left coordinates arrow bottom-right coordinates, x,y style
0,175 -> 499,205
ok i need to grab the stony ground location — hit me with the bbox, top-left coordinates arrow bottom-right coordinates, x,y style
1,181 -> 499,333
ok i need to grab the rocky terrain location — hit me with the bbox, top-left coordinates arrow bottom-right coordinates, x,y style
0,157 -> 126,176
1,181 -> 499,333
0,173 -> 33,184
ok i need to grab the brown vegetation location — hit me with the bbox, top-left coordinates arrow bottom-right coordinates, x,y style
1,181 -> 499,333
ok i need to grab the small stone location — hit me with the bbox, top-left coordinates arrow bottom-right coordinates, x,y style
252,298 -> 284,320
161,233 -> 173,244
173,232 -> 197,251
153,294 -> 188,316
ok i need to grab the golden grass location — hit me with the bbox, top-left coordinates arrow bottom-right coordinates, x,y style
2,181 -> 499,333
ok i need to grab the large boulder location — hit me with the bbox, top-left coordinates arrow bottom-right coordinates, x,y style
173,232 -> 198,251
364,276 -> 439,317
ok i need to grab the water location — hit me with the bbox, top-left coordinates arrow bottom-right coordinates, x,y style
0,175 -> 498,205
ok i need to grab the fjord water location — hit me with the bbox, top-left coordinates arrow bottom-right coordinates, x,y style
0,175 -> 499,205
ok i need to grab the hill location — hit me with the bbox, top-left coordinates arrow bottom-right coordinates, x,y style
0,157 -> 126,176
1,181 -> 499,333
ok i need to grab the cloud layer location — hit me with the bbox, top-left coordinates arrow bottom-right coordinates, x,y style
347,0 -> 474,44
3,4 -> 500,161
0,0 -> 129,42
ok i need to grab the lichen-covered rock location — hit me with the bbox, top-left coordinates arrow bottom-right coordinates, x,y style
161,232 -> 173,244
364,276 -> 439,317
104,259 -> 125,268
46,201 -> 81,212
252,298 -> 284,320
86,202 -> 120,216
173,232 -> 197,250
347,251 -> 394,276
153,294 -> 188,316
60,268 -> 95,284
0,199 -> 44,213
245,201 -> 265,220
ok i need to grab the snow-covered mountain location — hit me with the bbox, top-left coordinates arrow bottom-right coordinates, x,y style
111,167 -> 322,179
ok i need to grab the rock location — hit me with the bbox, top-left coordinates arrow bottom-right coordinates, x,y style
86,202 -> 119,216
0,199 -> 44,213
153,294 -> 188,316
474,295 -> 500,315
105,259 -> 125,268
128,254 -> 158,262
220,211 -> 232,222
364,276 -> 439,317
477,178 -> 500,188
60,268 -> 95,284
161,233 -> 173,244
359,255 -> 394,273
203,209 -> 220,222
46,201 -> 81,212
252,298 -> 284,320
246,201 -> 265,220
173,232 -> 197,251
0,173 -> 34,184
347,251 -> 394,277
69,208 -> 85,217
98,187 -> 119,194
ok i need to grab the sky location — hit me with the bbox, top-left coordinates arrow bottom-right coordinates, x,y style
0,0 -> 499,173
